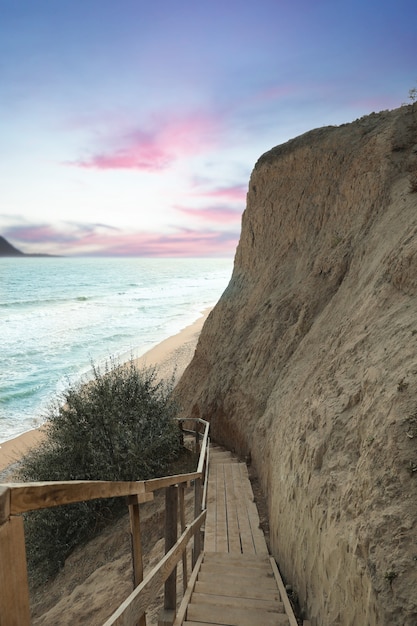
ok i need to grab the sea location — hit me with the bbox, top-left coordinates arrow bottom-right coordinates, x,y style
0,256 -> 233,443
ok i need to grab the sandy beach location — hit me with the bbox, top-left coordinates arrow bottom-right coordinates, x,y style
0,308 -> 210,474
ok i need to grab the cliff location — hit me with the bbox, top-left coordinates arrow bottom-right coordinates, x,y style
175,104 -> 417,625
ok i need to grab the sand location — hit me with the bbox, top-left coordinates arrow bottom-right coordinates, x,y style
0,308 -> 210,474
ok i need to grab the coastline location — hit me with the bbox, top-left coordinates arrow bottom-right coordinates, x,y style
0,308 -> 210,474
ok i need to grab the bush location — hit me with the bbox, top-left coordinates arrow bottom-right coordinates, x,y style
18,358 -> 183,583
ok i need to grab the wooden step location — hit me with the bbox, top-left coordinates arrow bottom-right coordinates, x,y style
209,452 -> 238,463
186,602 -> 290,626
202,552 -> 270,566
199,562 -> 276,580
191,591 -> 284,612
204,462 -> 268,555
194,580 -> 280,601
196,571 -> 278,590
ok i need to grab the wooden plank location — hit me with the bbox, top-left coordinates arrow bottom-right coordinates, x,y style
183,620 -> 224,626
157,609 -> 175,626
129,501 -> 144,586
197,571 -> 278,590
210,451 -> 233,461
128,500 -> 147,626
203,464 -> 216,552
144,472 -> 201,493
194,580 -> 280,601
178,484 -> 188,593
245,500 -> 268,555
201,440 -> 210,510
194,422 -> 200,456
196,422 -> 210,474
8,480 -> 149,514
237,464 -> 268,555
128,493 -> 154,506
202,552 -> 270,567
199,562 -> 275,579
223,464 -> 241,553
104,510 -> 206,626
183,620 -> 223,626
183,621 -> 221,626
0,516 -> 31,626
269,557 -> 299,626
187,602 -> 289,626
191,592 -> 284,612
193,478 -> 203,567
215,464 -> 228,552
230,464 -> 255,553
164,486 -> 178,611
200,558 -> 271,573
172,552 -> 204,626
0,486 -> 10,524
236,463 -> 255,499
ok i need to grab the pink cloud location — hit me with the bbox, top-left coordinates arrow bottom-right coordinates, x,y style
76,134 -> 171,171
91,229 -> 238,257
68,112 -> 221,171
200,185 -> 247,203
5,223 -> 238,257
176,205 -> 242,224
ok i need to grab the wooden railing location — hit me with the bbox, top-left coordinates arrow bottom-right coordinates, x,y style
0,418 -> 210,626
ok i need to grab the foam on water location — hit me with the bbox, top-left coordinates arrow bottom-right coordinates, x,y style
0,257 -> 233,442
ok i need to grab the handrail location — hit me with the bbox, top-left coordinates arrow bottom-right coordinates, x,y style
196,423 -> 209,475
201,439 -> 210,511
0,417 -> 210,626
104,510 -> 207,626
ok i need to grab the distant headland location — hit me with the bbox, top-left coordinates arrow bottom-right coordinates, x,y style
0,235 -> 59,257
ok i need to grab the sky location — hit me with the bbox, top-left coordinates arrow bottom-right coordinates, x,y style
1,0 -> 416,257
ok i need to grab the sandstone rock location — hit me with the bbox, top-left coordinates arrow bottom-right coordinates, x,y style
175,104 -> 417,626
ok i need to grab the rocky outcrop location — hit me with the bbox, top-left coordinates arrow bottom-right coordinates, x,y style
175,104 -> 417,625
0,235 -> 24,256
0,235 -> 58,257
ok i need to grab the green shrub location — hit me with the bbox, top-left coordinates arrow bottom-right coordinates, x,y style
19,358 -> 183,584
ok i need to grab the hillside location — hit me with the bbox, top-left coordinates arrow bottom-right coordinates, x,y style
175,104 -> 417,625
0,235 -> 59,257
0,235 -> 24,256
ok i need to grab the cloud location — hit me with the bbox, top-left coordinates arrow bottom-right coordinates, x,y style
199,184 -> 247,203
68,112 -> 221,171
5,224 -> 77,244
3,221 -> 238,257
91,229 -> 239,257
176,205 -> 242,224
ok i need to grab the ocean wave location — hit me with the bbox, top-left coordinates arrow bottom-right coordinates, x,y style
1,257 -> 233,441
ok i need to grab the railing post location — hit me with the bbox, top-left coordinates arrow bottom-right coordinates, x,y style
178,483 -> 188,593
128,496 -> 146,626
158,485 -> 178,626
195,421 -> 200,456
0,510 -> 31,626
192,477 -> 202,568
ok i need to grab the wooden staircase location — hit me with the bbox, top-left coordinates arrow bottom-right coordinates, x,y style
173,446 -> 298,626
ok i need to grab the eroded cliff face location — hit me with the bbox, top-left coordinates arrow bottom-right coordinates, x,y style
175,104 -> 417,626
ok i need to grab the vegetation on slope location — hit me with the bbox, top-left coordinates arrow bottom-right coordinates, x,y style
18,358 -> 183,584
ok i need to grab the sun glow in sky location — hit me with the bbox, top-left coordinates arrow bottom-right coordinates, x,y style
1,0 -> 416,256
